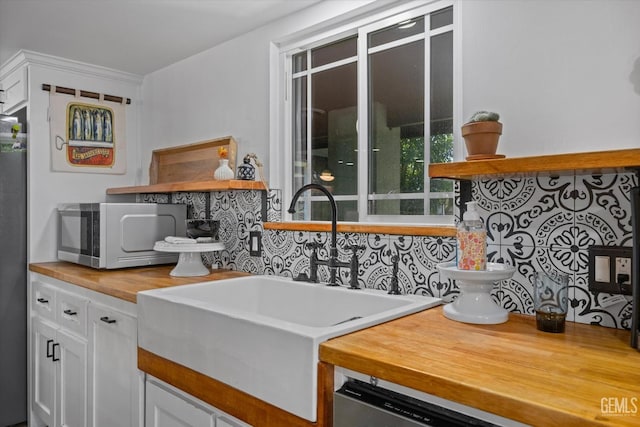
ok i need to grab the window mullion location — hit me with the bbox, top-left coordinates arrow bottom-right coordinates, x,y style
305,50 -> 313,221
424,20 -> 432,218
357,27 -> 369,223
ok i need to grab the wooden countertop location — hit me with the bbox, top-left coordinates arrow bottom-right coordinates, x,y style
320,307 -> 640,427
29,261 -> 250,303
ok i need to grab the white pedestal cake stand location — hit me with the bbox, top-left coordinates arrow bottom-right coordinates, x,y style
153,241 -> 225,277
437,262 -> 516,324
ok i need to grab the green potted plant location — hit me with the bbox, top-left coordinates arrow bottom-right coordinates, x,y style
461,111 -> 503,160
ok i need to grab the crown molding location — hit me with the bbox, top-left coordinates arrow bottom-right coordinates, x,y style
1,50 -> 143,85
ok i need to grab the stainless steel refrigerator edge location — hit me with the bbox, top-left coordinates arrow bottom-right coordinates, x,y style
0,108 -> 27,425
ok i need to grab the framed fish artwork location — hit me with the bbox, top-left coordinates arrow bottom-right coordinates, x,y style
49,87 -> 127,174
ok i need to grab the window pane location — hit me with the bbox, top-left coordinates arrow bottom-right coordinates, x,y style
428,29 -> 454,211
311,36 -> 357,68
368,39 -> 424,215
430,31 -> 453,124
292,76 -> 307,191
293,52 -> 307,73
368,16 -> 424,48
313,200 -> 358,222
368,199 -> 424,216
429,197 -> 454,215
430,6 -> 453,30
430,121 -> 453,163
311,63 -> 358,197
290,199 -> 358,222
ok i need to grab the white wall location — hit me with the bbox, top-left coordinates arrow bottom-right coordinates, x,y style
17,52 -> 143,262
461,0 -> 640,156
142,0 -> 640,178
140,0 -> 383,187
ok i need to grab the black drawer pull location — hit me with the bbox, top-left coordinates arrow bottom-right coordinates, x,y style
37,297 -> 49,304
52,343 -> 60,362
100,316 -> 116,324
63,309 -> 77,316
46,339 -> 54,358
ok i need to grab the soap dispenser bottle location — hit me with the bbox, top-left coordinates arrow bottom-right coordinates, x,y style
457,201 -> 487,270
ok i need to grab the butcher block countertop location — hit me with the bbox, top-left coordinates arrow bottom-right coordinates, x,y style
29,261 -> 250,303
320,307 -> 640,427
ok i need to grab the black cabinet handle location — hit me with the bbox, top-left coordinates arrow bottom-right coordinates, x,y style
46,339 -> 54,358
100,316 -> 116,324
63,309 -> 77,316
37,297 -> 49,304
52,343 -> 60,362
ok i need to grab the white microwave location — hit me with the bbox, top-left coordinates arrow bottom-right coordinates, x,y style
57,202 -> 187,269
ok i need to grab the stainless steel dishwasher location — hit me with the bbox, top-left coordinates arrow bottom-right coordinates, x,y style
334,378 -> 501,427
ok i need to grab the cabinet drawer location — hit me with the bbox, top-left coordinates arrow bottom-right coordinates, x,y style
91,304 -> 136,334
56,290 -> 89,337
32,280 -> 56,322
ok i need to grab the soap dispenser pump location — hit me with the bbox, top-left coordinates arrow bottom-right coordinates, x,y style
457,201 -> 487,270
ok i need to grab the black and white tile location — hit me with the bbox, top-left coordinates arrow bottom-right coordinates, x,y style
141,169 -> 636,331
475,171 -> 637,329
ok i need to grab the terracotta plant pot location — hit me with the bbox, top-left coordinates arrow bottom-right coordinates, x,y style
461,121 -> 503,160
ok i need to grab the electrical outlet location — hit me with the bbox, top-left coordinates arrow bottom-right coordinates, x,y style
588,245 -> 633,295
616,257 -> 631,285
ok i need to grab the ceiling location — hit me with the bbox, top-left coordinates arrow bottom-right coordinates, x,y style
0,0 -> 323,76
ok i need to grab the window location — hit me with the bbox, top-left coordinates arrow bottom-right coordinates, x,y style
283,1 -> 456,224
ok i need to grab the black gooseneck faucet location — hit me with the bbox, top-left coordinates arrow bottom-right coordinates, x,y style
288,183 -> 341,286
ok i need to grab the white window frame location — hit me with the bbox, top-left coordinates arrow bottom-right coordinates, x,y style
271,0 -> 462,226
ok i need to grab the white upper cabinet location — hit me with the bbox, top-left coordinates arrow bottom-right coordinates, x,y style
0,65 -> 27,113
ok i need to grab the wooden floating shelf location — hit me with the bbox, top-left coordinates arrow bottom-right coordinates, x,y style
106,180 -> 267,195
429,148 -> 640,180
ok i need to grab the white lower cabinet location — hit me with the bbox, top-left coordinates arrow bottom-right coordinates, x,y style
30,274 -> 141,427
145,377 -> 251,427
216,417 -> 249,427
31,273 -> 252,427
89,302 -> 141,427
32,304 -> 88,427
146,379 -> 214,427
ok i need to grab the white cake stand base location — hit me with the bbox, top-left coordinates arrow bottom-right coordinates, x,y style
154,241 -> 225,277
170,252 -> 210,277
437,262 -> 516,325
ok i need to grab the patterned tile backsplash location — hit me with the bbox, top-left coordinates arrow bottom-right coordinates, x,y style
142,170 -> 638,331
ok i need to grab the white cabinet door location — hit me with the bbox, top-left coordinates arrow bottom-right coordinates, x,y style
89,303 -> 139,427
0,66 -> 27,113
56,328 -> 88,427
145,380 -> 214,427
32,317 -> 88,427
32,318 -> 57,427
31,274 -> 141,427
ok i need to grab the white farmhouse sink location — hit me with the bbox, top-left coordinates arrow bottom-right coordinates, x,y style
137,275 -> 441,421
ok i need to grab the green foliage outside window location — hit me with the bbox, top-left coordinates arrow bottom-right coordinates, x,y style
399,132 -> 453,215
